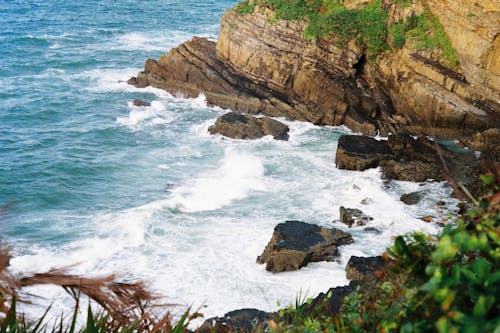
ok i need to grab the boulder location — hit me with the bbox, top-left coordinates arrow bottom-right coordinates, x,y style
208,112 -> 289,140
339,207 -> 373,227
132,99 -> 151,107
400,192 -> 422,205
336,133 -> 477,182
335,135 -> 391,171
346,256 -> 387,282
257,221 -> 353,273
196,309 -> 272,333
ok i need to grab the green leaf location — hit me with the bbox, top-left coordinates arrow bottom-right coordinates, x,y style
473,295 -> 494,317
472,258 -> 491,282
480,174 -> 496,185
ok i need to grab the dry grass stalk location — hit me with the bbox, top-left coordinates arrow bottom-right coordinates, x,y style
0,245 -> 185,332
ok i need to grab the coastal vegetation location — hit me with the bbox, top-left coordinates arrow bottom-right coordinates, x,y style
235,0 -> 459,67
1,176 -> 498,332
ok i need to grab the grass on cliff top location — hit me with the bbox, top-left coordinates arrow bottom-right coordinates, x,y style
234,0 -> 460,68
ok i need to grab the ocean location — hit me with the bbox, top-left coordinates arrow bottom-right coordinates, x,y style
0,0 -> 455,323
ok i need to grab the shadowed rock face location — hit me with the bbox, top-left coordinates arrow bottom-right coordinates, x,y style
208,112 -> 289,140
335,134 -> 478,182
257,221 -> 353,273
130,2 -> 499,142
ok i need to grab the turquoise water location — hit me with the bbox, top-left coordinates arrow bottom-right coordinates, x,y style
0,0 -> 455,322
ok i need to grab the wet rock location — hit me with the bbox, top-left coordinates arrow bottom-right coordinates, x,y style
346,256 -> 387,282
422,215 -> 434,223
435,200 -> 446,206
196,308 -> 272,333
336,133 -> 477,182
132,99 -> 151,107
400,192 -> 422,205
363,227 -> 382,234
335,135 -> 391,171
257,221 -> 353,273
339,207 -> 373,227
208,112 -> 289,140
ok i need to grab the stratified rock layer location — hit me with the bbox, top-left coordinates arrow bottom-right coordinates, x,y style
257,221 -> 353,273
131,2 -> 499,142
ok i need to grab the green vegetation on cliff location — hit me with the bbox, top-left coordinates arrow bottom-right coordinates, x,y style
234,0 -> 459,67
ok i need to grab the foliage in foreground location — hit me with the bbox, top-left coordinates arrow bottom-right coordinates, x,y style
0,250 -> 198,333
234,0 -> 459,67
267,176 -> 499,333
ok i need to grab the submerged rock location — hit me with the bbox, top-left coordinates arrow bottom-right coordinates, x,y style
363,227 -> 382,234
208,112 -> 289,140
339,206 -> 373,227
400,192 -> 422,205
257,221 -> 353,273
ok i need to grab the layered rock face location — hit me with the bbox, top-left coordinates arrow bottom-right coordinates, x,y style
131,0 -> 499,142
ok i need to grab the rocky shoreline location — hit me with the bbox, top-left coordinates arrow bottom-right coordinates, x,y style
128,0 -> 499,330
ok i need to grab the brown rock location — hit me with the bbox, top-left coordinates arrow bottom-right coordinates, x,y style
208,112 -> 289,140
132,99 -> 151,107
257,221 -> 353,273
339,207 -> 373,227
346,256 -> 387,282
422,215 -> 434,223
336,133 -> 477,182
130,2 -> 498,142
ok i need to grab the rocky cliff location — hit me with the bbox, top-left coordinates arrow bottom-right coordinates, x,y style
130,0 -> 499,143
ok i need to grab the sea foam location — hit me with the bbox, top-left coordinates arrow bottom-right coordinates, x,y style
166,148 -> 266,212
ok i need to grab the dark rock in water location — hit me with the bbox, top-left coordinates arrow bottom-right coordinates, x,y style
363,227 -> 382,234
346,256 -> 387,282
339,206 -> 373,227
435,200 -> 446,206
133,99 -> 151,107
400,192 -> 422,205
336,133 -> 477,182
257,221 -> 353,273
422,215 -> 434,223
335,135 -> 390,171
208,112 -> 289,140
196,308 -> 272,333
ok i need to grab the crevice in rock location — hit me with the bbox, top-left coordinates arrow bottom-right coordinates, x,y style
353,54 -> 366,78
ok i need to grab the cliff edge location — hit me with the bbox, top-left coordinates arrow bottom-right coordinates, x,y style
130,0 -> 499,144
